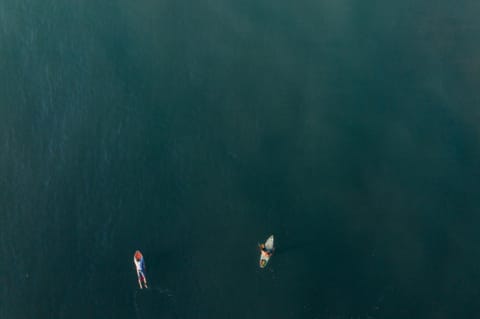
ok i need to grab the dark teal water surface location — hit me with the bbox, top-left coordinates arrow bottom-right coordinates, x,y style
1,0 -> 480,318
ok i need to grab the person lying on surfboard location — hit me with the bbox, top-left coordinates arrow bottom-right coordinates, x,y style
259,243 -> 274,257
134,250 -> 148,289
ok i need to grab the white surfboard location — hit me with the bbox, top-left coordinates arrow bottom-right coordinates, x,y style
259,235 -> 274,268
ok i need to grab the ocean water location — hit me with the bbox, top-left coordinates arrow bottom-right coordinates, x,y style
1,0 -> 480,318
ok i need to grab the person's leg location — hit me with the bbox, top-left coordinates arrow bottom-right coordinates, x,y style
137,271 -> 143,289
141,271 -> 148,288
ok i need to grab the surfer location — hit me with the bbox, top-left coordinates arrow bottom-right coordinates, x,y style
259,243 -> 273,257
134,250 -> 148,289
259,235 -> 275,268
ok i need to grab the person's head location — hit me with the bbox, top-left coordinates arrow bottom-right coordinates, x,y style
135,251 -> 142,261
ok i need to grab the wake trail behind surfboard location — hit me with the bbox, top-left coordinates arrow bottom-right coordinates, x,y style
133,290 -> 141,319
